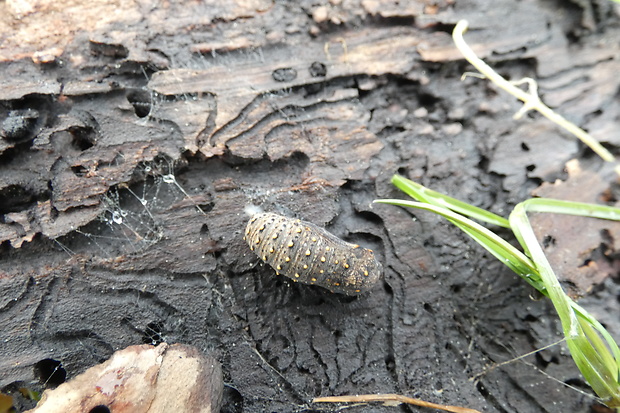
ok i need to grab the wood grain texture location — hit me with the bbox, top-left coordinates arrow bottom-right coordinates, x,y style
1,0 -> 619,412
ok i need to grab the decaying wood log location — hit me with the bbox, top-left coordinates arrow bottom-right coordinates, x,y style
1,0 -> 619,412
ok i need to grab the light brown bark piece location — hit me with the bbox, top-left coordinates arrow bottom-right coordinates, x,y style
27,343 -> 223,413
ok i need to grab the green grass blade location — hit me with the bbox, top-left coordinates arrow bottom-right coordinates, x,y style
571,301 -> 620,373
510,202 -> 620,405
391,175 -> 511,228
520,198 -> 620,221
374,199 -> 542,290
384,175 -> 620,406
580,320 -> 619,382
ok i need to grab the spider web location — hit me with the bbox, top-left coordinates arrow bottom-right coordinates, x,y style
55,155 -> 204,258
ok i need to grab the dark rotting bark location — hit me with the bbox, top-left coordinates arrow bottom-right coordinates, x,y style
1,1 -> 619,412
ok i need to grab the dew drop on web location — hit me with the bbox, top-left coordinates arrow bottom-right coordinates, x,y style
112,211 -> 123,224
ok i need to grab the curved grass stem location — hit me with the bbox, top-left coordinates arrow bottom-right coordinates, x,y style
452,20 -> 617,170
380,175 -> 620,407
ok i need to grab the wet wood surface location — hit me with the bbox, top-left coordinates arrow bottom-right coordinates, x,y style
1,0 -> 619,412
